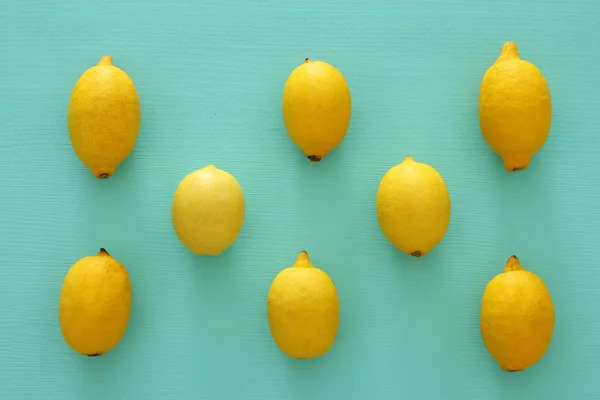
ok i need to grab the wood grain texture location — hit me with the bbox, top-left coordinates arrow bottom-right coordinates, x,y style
1,0 -> 600,398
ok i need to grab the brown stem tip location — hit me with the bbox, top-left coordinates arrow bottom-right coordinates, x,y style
294,251 -> 312,268
99,173 -> 110,179
99,248 -> 110,256
411,250 -> 423,257
307,155 -> 322,162
504,255 -> 524,273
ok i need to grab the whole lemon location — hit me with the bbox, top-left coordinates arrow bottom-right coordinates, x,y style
376,156 -> 451,257
68,55 -> 141,178
282,58 -> 351,162
59,248 -> 132,356
267,251 -> 340,359
480,256 -> 555,371
172,165 -> 245,256
479,42 -> 551,171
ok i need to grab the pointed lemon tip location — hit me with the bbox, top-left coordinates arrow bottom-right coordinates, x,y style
91,166 -> 116,179
504,255 -> 524,272
201,164 -> 219,174
502,155 -> 530,172
502,42 -> 518,53
496,42 -> 520,63
98,55 -> 113,66
294,251 -> 312,268
304,58 -> 312,64
98,248 -> 110,256
403,155 -> 414,163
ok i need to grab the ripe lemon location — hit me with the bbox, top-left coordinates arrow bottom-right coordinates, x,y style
282,58 -> 351,162
68,55 -> 141,178
479,42 -> 551,171
172,165 -> 245,256
59,248 -> 132,356
480,255 -> 555,371
376,156 -> 451,257
267,251 -> 340,359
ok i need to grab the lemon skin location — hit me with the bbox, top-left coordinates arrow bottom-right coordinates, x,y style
479,42 -> 551,171
267,251 -> 340,359
282,59 -> 351,162
480,256 -> 555,371
59,248 -> 132,356
172,165 -> 245,256
376,156 -> 451,257
68,55 -> 141,178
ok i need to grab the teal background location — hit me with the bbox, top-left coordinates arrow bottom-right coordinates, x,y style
1,0 -> 599,399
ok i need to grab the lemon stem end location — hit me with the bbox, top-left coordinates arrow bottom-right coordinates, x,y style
496,42 -> 520,63
294,251 -> 312,268
504,255 -> 524,272
98,55 -> 113,66
502,155 -> 530,172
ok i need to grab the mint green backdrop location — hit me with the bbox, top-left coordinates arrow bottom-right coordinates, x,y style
1,0 -> 599,399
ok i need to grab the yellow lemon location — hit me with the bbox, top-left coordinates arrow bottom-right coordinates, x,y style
480,255 -> 555,371
172,165 -> 245,256
479,42 -> 551,171
267,251 -> 340,359
68,55 -> 141,178
376,156 -> 451,257
282,59 -> 351,162
59,248 -> 132,356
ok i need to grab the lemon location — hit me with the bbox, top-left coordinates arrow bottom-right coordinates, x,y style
479,42 -> 552,171
59,248 -> 132,356
267,251 -> 340,359
376,156 -> 451,257
282,58 -> 351,162
172,165 -> 245,256
68,55 -> 141,178
480,255 -> 555,371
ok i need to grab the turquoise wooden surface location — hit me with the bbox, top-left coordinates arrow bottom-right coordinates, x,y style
1,0 -> 600,399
